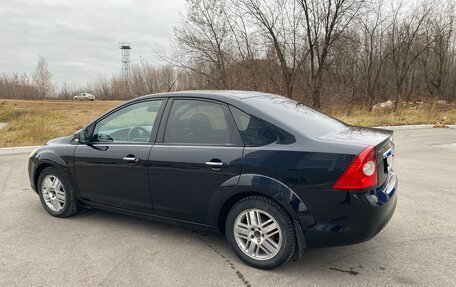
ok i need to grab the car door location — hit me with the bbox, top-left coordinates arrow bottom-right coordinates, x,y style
73,99 -> 165,213
149,98 -> 244,224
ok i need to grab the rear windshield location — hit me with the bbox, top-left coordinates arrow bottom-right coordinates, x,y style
244,95 -> 347,137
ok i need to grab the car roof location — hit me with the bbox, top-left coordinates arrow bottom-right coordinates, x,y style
134,90 -> 269,102
133,90 -> 287,121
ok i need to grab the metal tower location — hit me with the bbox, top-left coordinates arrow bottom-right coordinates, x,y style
118,42 -> 131,78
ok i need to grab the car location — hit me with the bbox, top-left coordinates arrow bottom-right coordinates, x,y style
28,90 -> 397,269
73,93 -> 96,101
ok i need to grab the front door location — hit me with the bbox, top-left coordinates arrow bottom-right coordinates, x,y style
149,99 -> 244,224
73,99 -> 164,213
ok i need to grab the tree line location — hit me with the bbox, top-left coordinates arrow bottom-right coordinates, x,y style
171,0 -> 456,109
1,0 -> 455,110
0,56 -> 54,100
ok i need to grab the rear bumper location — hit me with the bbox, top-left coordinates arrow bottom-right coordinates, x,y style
300,171 -> 398,248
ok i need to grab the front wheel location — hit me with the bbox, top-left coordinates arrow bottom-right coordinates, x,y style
38,167 -> 77,218
225,195 -> 296,269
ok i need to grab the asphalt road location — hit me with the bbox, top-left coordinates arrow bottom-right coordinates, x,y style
0,128 -> 455,286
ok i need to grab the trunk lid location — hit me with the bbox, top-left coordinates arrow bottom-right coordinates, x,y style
319,126 -> 394,187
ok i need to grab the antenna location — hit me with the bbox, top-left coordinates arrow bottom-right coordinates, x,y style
167,57 -> 192,92
167,68 -> 185,92
118,42 -> 131,79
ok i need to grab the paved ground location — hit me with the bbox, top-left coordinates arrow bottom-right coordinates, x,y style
0,128 -> 455,286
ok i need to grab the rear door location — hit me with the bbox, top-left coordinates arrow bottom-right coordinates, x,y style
148,98 -> 244,224
73,99 -> 165,213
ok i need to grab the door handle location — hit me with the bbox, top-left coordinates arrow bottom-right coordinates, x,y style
123,156 -> 139,163
205,161 -> 224,167
205,158 -> 228,169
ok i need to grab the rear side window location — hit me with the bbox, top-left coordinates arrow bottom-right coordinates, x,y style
163,99 -> 239,145
229,106 -> 279,146
244,95 -> 347,137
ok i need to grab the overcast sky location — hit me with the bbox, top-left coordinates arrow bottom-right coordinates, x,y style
0,0 -> 186,86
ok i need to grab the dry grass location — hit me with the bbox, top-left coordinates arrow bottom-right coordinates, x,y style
329,103 -> 456,127
0,99 -> 454,147
0,99 -> 119,147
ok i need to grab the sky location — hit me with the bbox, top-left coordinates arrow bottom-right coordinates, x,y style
0,0 -> 186,87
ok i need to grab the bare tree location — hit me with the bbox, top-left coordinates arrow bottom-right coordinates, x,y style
299,0 -> 365,108
355,0 -> 391,110
173,0 -> 232,89
0,73 -> 36,99
223,2 -> 281,93
238,0 -> 306,99
419,2 -> 455,99
32,55 -> 54,99
388,1 -> 433,107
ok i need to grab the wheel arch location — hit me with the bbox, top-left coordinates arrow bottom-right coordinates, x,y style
33,162 -> 53,191
214,174 -> 309,256
32,151 -> 72,192
212,174 -> 310,233
217,191 -> 265,234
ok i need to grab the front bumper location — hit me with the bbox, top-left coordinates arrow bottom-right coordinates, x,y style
28,155 -> 39,193
300,171 -> 398,248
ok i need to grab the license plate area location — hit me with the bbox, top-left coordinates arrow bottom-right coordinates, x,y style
383,147 -> 394,173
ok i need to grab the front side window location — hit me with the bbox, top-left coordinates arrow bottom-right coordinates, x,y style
92,100 -> 163,143
163,100 -> 238,145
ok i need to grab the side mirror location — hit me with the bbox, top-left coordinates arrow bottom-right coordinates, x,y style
75,130 -> 89,144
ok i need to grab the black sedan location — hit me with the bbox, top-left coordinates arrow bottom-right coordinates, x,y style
28,91 -> 397,269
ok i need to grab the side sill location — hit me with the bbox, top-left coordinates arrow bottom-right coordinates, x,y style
82,201 -> 213,231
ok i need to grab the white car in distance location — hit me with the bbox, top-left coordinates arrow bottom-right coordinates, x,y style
74,93 -> 96,101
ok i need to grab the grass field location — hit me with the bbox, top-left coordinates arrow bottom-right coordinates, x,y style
0,99 -> 120,147
331,104 -> 456,127
0,99 -> 454,147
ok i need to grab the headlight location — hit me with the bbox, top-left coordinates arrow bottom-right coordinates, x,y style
29,148 -> 39,158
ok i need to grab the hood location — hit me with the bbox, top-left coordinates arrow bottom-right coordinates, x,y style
46,135 -> 74,145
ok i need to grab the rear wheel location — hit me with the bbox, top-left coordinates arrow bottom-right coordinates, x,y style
225,195 -> 296,269
38,167 -> 76,218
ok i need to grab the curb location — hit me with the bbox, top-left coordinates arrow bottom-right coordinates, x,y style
375,124 -> 456,130
0,146 -> 40,156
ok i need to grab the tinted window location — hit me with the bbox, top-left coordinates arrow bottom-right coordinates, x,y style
163,100 -> 238,145
92,100 -> 163,143
244,95 -> 347,137
229,106 -> 278,146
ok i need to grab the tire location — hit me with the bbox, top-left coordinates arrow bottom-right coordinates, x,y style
225,195 -> 296,269
37,167 -> 77,218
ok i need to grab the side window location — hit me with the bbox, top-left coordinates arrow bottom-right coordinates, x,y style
229,106 -> 278,146
92,100 -> 163,143
163,100 -> 238,145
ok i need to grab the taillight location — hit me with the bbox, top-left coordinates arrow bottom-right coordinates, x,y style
333,146 -> 378,190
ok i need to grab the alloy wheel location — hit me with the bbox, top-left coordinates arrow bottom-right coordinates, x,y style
233,208 -> 283,261
41,175 -> 66,212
